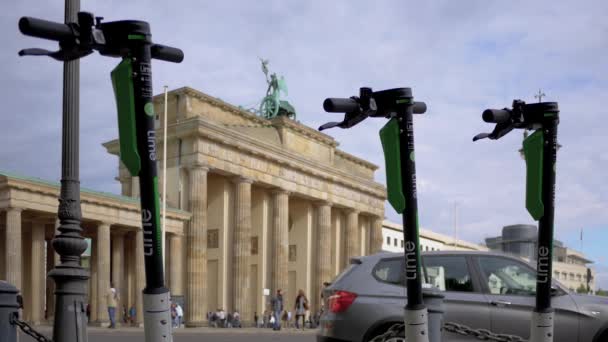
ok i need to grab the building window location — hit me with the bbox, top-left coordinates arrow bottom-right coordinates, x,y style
394,238 -> 397,246
387,236 -> 390,245
554,271 -> 560,279
289,244 -> 297,262
425,246 -> 429,251
251,236 -> 259,255
401,240 -> 404,248
207,229 -> 219,249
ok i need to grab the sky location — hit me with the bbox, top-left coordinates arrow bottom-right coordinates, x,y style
1,1 -> 607,288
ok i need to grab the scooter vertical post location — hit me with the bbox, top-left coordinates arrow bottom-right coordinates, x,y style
397,101 -> 429,342
530,111 -> 559,342
129,40 -> 173,342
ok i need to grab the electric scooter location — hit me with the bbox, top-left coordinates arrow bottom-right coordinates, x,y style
320,87 -> 435,342
475,99 -> 560,342
18,12 -> 183,342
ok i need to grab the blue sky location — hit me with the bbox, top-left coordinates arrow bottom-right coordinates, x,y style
1,0 -> 607,288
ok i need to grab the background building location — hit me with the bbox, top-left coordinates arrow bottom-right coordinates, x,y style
382,220 -> 488,252
485,224 -> 595,292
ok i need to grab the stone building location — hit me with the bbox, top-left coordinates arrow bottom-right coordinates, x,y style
0,86 -> 386,326
485,224 -> 595,292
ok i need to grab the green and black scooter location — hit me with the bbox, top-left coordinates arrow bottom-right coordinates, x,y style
18,12 -> 183,342
320,87 -> 440,342
474,99 -> 560,342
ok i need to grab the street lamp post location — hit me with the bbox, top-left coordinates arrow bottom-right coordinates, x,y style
47,1 -> 90,342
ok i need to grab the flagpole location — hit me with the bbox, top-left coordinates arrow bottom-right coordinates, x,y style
162,85 -> 168,273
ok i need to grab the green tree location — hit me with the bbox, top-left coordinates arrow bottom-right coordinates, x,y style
576,284 -> 588,294
596,288 -> 608,297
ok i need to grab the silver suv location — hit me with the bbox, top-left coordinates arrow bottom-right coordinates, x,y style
318,251 -> 608,342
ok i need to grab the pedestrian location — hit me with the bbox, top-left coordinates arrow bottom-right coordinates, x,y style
270,289 -> 284,331
254,311 -> 259,328
86,303 -> 91,323
287,310 -> 293,329
129,305 -> 136,324
233,310 -> 242,328
176,303 -> 184,328
171,303 -> 177,328
107,283 -> 118,328
294,289 -> 309,330
122,305 -> 129,323
16,292 -> 23,319
227,311 -> 233,328
282,310 -> 288,328
218,308 -> 226,328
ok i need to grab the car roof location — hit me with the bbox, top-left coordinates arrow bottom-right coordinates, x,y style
361,250 -> 529,262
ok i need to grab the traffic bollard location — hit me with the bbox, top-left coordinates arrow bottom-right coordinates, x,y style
0,281 -> 19,342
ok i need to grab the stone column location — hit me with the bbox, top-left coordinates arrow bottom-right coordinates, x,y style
30,222 -> 45,324
96,223 -> 111,325
345,210 -> 360,266
135,229 -> 145,326
5,208 -> 22,290
46,236 -> 56,322
90,235 -> 98,322
271,190 -> 289,294
232,177 -> 252,320
169,233 -> 184,296
370,217 -> 384,253
186,164 -> 209,327
111,232 -> 125,323
315,202 -> 332,311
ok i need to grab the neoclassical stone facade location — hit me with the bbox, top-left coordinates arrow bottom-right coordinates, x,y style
0,173 -> 190,325
0,86 -> 386,326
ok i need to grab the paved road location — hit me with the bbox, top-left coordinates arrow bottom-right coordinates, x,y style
20,326 -> 478,342
20,327 -> 317,342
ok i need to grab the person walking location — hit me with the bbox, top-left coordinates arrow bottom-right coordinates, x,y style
107,283 -> 118,328
176,303 -> 184,328
270,289 -> 284,331
294,289 -> 309,330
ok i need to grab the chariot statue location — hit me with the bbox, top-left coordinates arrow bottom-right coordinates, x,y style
258,58 -> 296,119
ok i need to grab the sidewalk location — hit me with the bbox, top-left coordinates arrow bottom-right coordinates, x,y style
33,325 -> 318,335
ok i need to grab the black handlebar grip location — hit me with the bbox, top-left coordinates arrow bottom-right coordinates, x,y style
482,109 -> 511,123
151,44 -> 184,63
413,101 -> 427,114
323,98 -> 359,113
19,17 -> 73,42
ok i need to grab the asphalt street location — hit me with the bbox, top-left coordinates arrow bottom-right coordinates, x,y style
19,327 -> 478,342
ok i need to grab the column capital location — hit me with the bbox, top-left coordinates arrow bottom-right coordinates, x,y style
231,176 -> 254,185
314,200 -> 333,208
6,207 -> 24,213
345,208 -> 360,215
186,161 -> 210,172
271,188 -> 290,196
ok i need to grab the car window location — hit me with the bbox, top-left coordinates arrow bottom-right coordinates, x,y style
373,258 -> 403,286
477,256 -> 536,296
422,256 -> 474,292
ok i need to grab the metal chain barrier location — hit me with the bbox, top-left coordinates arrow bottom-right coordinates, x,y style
369,322 -> 527,342
9,313 -> 53,342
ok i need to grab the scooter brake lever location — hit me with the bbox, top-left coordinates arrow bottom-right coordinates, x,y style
473,123 -> 514,141
19,47 -> 92,61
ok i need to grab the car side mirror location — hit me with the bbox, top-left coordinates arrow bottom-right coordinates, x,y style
550,285 -> 562,296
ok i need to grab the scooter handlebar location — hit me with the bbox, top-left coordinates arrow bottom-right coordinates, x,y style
482,109 -> 511,123
19,17 -> 73,42
151,44 -> 184,63
323,98 -> 359,113
413,101 -> 426,114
